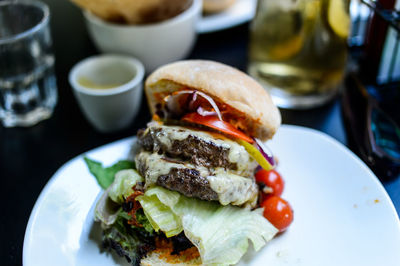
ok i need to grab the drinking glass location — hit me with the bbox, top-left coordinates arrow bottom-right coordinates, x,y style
0,0 -> 57,127
248,0 -> 350,109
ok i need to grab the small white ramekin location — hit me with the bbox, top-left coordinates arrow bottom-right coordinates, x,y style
68,54 -> 144,133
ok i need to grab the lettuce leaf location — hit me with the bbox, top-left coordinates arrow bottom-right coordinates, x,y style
95,169 -> 143,225
108,169 -> 143,203
84,157 -> 135,189
137,186 -> 278,265
138,188 -> 182,237
94,186 -> 120,226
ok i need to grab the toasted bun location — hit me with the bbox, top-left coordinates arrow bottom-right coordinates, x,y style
141,250 -> 201,265
203,0 -> 236,13
140,237 -> 202,266
145,60 -> 281,140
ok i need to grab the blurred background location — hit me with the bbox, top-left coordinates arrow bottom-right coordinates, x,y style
1,0 -> 400,264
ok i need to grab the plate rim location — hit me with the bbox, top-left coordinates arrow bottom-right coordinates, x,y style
22,137 -> 133,265
283,125 -> 400,221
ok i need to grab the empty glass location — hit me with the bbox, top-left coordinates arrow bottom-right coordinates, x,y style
0,0 -> 57,127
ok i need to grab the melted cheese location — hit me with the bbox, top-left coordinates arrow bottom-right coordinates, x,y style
209,169 -> 258,207
144,123 -> 257,176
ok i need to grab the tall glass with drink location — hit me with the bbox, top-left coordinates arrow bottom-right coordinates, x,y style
248,0 -> 350,109
0,0 -> 57,127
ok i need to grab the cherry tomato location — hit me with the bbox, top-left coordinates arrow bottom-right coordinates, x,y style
182,112 -> 254,143
261,196 -> 293,232
255,169 -> 284,196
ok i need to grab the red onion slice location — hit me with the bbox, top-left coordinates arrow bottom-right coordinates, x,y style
163,90 -> 194,116
164,90 -> 223,120
194,91 -> 222,121
197,106 -> 218,116
164,90 -> 195,104
254,138 -> 276,167
188,91 -> 198,110
171,90 -> 196,96
163,94 -> 182,116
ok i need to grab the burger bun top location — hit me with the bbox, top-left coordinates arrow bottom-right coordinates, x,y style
145,60 -> 281,141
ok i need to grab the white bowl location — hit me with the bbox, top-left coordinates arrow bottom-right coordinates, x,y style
83,0 -> 201,72
68,54 -> 144,133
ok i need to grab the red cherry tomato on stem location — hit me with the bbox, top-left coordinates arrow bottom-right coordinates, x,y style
255,169 -> 284,197
262,196 -> 293,232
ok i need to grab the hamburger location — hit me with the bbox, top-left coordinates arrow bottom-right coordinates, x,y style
92,60 -> 283,265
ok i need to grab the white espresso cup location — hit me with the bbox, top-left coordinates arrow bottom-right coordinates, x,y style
68,55 -> 144,133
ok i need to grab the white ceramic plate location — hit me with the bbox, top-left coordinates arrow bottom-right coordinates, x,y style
23,125 -> 400,266
197,0 -> 256,34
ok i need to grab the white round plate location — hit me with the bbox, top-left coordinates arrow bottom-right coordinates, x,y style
197,0 -> 256,34
23,125 -> 400,266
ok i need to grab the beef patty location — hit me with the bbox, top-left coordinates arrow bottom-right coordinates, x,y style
135,151 -> 258,207
157,168 -> 218,201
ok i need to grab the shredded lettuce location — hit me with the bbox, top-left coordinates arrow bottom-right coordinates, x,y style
137,186 -> 278,265
84,157 -> 135,189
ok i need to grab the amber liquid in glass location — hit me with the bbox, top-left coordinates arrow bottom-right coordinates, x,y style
248,0 -> 350,108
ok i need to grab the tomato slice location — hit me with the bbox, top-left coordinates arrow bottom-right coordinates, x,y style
182,112 -> 254,143
262,195 -> 293,232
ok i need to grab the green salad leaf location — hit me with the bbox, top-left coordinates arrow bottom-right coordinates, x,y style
96,170 -> 156,264
117,209 -> 155,234
102,210 -> 155,265
84,157 -> 135,189
135,209 -> 155,234
137,186 -> 278,265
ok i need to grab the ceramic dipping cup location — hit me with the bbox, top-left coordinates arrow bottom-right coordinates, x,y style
69,54 -> 144,133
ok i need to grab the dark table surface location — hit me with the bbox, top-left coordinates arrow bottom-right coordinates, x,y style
2,1 -> 399,265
